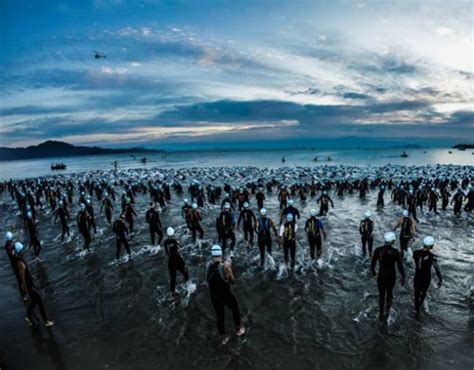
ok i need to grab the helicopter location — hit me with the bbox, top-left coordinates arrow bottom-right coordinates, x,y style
94,50 -> 107,59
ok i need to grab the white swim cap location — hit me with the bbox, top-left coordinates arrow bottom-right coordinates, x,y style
224,202 -> 231,209
288,199 -> 294,206
384,232 -> 396,243
364,211 -> 371,219
286,213 -> 294,222
243,202 -> 249,208
192,203 -> 198,209
423,236 -> 435,247
402,210 -> 409,217
5,232 -> 13,241
14,242 -> 24,253
260,208 -> 267,216
167,227 -> 175,237
211,244 -> 222,257
310,209 -> 317,217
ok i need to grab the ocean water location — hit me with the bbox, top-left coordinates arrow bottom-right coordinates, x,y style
0,155 -> 473,370
1,147 -> 473,180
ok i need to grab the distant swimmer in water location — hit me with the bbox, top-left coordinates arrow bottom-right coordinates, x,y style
164,227 -> 189,296
371,232 -> 405,322
317,190 -> 334,216
206,245 -> 245,346
15,242 -> 55,327
304,209 -> 326,260
413,236 -> 442,317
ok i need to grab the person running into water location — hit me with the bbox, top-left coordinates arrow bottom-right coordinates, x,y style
359,211 -> 374,258
256,208 -> 278,267
164,227 -> 189,296
14,242 -> 55,327
145,202 -> 163,246
113,214 -> 131,261
237,202 -> 256,247
206,245 -> 245,346
77,203 -> 92,251
304,209 -> 326,260
280,213 -> 297,269
371,232 -> 405,322
413,236 -> 442,317
393,210 -> 416,259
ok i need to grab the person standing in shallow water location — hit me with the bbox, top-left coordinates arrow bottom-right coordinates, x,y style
163,227 -> 189,296
371,232 -> 405,322
206,245 -> 246,346
413,236 -> 442,317
113,214 -> 131,261
359,211 -> 374,258
14,242 -> 55,327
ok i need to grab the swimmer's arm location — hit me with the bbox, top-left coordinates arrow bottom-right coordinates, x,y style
224,263 -> 235,283
17,262 -> 28,296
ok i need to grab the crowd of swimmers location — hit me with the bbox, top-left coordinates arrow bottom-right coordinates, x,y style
1,172 -> 473,345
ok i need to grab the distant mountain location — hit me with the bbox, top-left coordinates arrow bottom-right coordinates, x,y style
452,144 -> 474,150
0,140 -> 163,161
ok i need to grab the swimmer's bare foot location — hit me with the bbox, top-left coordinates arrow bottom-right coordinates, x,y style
221,335 -> 230,346
24,317 -> 33,326
44,320 -> 55,327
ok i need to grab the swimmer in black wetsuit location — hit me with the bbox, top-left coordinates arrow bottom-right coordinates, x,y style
304,209 -> 326,259
237,202 -> 256,247
113,214 -> 131,261
163,227 -> 189,295
371,232 -> 405,321
413,236 -> 442,317
359,211 -> 374,257
206,245 -> 246,346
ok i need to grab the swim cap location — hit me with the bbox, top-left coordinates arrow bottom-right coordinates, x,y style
5,231 -> 13,241
423,236 -> 435,247
211,244 -> 222,257
310,209 -> 317,217
402,210 -> 409,217
27,212 -> 32,218
323,191 -> 327,195
384,232 -> 396,243
224,202 -> 231,209
14,242 -> 24,253
243,202 -> 249,208
364,211 -> 371,219
286,213 -> 294,222
260,208 -> 267,216
288,199 -> 294,206
80,203 -> 86,210
192,203 -> 198,209
104,192 -> 109,197
167,227 -> 175,237
184,198 -> 189,204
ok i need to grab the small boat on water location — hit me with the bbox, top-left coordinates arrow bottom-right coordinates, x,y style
140,157 -> 147,164
282,157 -> 286,163
51,163 -> 66,170
448,150 -> 452,154
400,151 -> 409,158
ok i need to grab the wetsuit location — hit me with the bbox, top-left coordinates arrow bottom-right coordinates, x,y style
217,211 -> 236,252
317,195 -> 334,216
182,204 -> 191,229
413,249 -> 442,313
113,218 -> 130,260
16,255 -> 50,323
280,222 -> 297,268
26,218 -> 42,257
238,209 -> 256,246
77,210 -> 91,250
101,198 -> 113,224
305,217 -> 324,259
451,191 -> 464,215
377,189 -> 385,207
397,217 -> 414,259
428,191 -> 439,214
206,261 -> 242,335
145,208 -> 163,245
5,240 -> 22,292
164,237 -> 189,293
86,204 -> 97,233
359,218 -> 374,257
54,206 -> 70,241
256,191 -> 265,210
278,189 -> 289,210
281,205 -> 300,225
257,216 -> 275,266
124,204 -> 137,232
189,210 -> 204,242
371,244 -> 405,318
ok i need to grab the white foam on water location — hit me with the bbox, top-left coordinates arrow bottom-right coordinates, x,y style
277,262 -> 289,280
264,253 -> 277,271
387,308 -> 397,326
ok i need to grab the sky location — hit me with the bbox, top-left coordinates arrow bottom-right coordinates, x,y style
0,0 -> 473,149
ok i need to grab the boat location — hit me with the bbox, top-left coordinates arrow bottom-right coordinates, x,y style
140,157 -> 147,164
448,151 -> 452,154
282,157 -> 286,163
400,151 -> 409,158
51,163 -> 66,170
